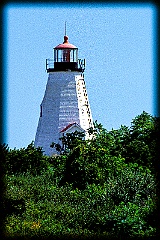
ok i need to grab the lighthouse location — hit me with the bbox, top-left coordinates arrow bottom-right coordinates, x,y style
35,34 -> 93,156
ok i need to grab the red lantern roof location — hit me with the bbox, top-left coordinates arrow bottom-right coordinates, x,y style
54,36 -> 77,49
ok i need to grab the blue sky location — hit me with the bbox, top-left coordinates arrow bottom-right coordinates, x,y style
4,3 -> 156,149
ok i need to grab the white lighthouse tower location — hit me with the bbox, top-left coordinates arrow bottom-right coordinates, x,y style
35,34 -> 93,156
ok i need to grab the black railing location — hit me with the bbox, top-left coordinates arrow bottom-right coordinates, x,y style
46,58 -> 54,70
46,58 -> 85,72
78,59 -> 85,72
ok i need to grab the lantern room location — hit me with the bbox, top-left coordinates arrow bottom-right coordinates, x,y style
54,36 -> 78,63
46,35 -> 85,72
54,35 -> 78,71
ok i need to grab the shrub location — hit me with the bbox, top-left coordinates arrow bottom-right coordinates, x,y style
4,170 -> 157,238
3,142 -> 50,175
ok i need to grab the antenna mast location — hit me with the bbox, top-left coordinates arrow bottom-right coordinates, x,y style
65,21 -> 67,36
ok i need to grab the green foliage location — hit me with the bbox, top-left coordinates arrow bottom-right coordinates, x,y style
119,111 -> 157,169
91,111 -> 158,170
4,173 -> 156,238
50,130 -> 85,154
2,111 -> 159,238
3,142 -> 50,175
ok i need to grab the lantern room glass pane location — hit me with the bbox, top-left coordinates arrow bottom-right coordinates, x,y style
54,49 -> 57,62
63,49 -> 71,62
54,49 -> 78,62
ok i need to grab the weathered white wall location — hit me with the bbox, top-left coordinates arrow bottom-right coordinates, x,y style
35,71 -> 93,156
75,75 -> 93,139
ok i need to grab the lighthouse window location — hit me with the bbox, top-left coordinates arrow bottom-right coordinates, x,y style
54,49 -> 56,62
55,49 -> 72,62
57,50 -> 61,62
63,49 -> 70,62
70,50 -> 73,62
